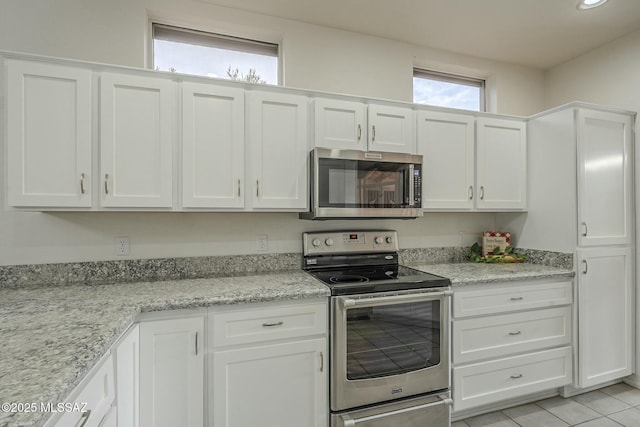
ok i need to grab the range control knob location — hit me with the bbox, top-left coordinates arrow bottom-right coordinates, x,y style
325,238 -> 334,246
312,239 -> 321,247
385,236 -> 393,244
374,236 -> 384,244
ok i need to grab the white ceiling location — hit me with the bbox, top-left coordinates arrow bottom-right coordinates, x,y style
200,0 -> 640,69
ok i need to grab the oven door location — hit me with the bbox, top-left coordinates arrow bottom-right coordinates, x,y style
331,289 -> 450,411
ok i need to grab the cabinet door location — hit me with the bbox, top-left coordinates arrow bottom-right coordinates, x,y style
476,117 -> 527,210
140,317 -> 204,427
247,91 -> 308,210
577,247 -> 633,388
417,111 -> 475,210
6,59 -> 92,207
368,104 -> 415,154
577,110 -> 633,246
100,72 -> 174,208
313,98 -> 366,150
212,338 -> 327,427
182,83 -> 244,208
116,324 -> 139,427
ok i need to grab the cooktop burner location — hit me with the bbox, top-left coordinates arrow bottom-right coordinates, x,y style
302,230 -> 452,296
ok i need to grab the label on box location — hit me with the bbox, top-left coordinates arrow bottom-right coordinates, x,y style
482,231 -> 511,256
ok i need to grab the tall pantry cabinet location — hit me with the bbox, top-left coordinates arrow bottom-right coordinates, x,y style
512,104 -> 635,391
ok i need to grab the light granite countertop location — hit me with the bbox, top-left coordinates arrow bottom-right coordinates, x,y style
0,260 -> 575,427
410,262 -> 575,285
0,270 -> 329,427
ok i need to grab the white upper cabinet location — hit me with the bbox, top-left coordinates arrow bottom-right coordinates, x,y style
368,103 -> 415,153
6,59 -> 92,208
247,91 -> 308,210
181,82 -> 245,209
417,110 -> 475,210
313,98 -> 414,154
577,109 -> 633,247
313,98 -> 367,150
100,72 -> 174,208
476,117 -> 527,210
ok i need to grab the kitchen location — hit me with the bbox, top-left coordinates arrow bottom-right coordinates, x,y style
1,0 -> 640,426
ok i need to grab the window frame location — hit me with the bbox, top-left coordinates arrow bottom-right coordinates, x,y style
413,68 -> 486,112
150,22 -> 281,85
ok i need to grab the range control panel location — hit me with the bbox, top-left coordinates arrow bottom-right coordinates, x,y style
302,230 -> 399,256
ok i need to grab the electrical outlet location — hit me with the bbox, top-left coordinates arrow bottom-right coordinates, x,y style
256,234 -> 268,252
115,236 -> 130,256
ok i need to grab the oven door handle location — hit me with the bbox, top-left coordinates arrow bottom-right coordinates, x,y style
342,290 -> 451,308
340,394 -> 452,426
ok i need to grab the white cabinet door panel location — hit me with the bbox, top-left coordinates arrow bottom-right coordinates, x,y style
182,83 -> 244,208
476,117 -> 526,210
6,59 -> 92,207
116,324 -> 140,427
247,91 -> 308,210
139,317 -> 204,427
212,338 -> 327,427
368,104 -> 415,154
313,98 -> 366,150
417,110 -> 475,209
100,72 -> 174,208
577,247 -> 633,388
577,110 -> 633,246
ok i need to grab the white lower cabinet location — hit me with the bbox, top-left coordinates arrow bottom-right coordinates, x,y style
48,354 -> 115,427
139,316 -> 205,427
210,300 -> 328,427
452,280 -> 573,413
115,324 -> 140,427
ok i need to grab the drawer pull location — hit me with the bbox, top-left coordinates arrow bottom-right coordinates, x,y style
262,321 -> 284,327
510,374 -> 523,379
76,410 -> 91,427
510,297 -> 524,301
509,331 -> 522,336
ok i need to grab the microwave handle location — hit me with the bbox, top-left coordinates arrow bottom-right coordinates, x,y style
408,164 -> 415,206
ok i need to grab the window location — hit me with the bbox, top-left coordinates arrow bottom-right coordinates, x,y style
413,69 -> 485,111
152,23 -> 279,85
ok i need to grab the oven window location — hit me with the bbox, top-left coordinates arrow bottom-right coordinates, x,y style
318,159 -> 414,208
345,301 -> 441,380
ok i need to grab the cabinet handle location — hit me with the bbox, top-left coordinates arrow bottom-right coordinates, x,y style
195,332 -> 198,356
510,297 -> 524,301
480,186 -> 485,200
509,331 -> 522,336
583,260 -> 588,274
104,174 -> 109,195
256,180 -> 259,198
262,321 -> 284,327
237,179 -> 241,197
581,222 -> 588,237
372,125 -> 376,142
510,374 -> 523,379
357,124 -> 362,141
76,410 -> 91,427
320,351 -> 324,372
468,186 -> 473,200
80,173 -> 86,195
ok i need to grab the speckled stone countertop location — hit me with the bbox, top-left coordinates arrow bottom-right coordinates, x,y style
410,262 -> 575,285
0,271 -> 329,427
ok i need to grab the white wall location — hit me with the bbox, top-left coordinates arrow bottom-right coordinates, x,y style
0,0 -> 546,265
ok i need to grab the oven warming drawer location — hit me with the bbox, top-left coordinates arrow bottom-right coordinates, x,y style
331,392 -> 452,427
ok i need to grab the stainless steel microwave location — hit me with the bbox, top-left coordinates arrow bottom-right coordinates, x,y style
300,148 -> 423,220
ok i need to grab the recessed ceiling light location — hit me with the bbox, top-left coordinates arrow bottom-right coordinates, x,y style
577,0 -> 609,10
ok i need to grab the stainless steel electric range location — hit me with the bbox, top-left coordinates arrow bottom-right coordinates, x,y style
303,230 -> 453,427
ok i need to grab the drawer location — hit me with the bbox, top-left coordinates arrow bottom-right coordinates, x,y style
453,306 -> 571,363
453,346 -> 572,412
50,354 -> 115,427
212,301 -> 327,347
453,280 -> 572,318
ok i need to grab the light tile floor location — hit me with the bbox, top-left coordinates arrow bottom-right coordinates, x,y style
454,383 -> 640,427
